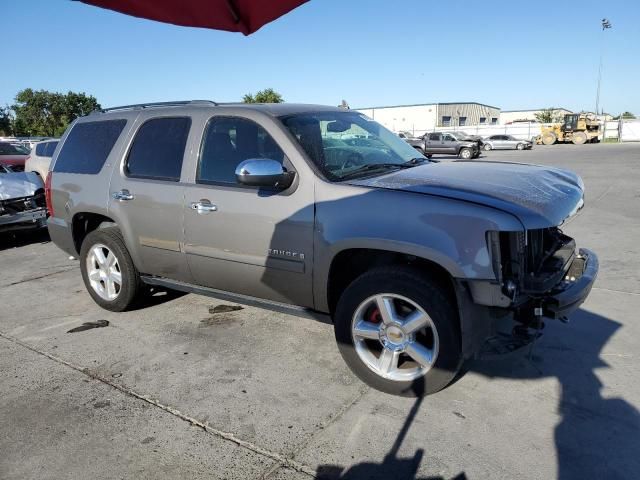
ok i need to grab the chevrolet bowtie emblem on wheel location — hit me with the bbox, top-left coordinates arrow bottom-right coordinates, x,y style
268,248 -> 305,260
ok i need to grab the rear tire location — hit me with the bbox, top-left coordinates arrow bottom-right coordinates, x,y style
334,266 -> 462,397
80,227 -> 142,312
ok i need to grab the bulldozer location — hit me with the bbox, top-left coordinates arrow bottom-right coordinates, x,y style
539,113 -> 601,145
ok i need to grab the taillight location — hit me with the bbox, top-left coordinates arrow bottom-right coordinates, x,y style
45,172 -> 54,216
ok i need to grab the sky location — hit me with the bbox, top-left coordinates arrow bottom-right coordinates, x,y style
2,0 -> 639,115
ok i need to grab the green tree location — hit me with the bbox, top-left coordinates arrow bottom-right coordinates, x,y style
613,111 -> 636,120
0,106 -> 12,136
242,88 -> 284,103
534,108 -> 564,123
12,89 -> 100,137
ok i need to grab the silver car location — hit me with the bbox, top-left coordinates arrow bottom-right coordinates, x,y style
25,139 -> 59,180
483,134 -> 533,151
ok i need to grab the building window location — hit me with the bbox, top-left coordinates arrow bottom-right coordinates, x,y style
459,117 -> 467,126
442,116 -> 451,127
479,117 -> 486,124
491,117 -> 498,125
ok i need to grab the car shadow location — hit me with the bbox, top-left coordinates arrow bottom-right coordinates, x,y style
0,228 -> 50,251
315,378 -> 467,480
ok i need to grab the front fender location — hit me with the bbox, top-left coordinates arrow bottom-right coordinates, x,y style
312,183 -> 523,311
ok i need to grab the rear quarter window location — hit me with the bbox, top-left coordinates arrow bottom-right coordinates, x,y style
54,120 -> 126,174
125,117 -> 191,181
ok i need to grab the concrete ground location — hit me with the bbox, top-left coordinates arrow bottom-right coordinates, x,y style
1,143 -> 639,480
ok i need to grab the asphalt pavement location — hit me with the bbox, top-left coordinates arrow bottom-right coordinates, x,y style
1,143 -> 639,479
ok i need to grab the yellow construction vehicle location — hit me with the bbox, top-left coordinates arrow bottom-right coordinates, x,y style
539,113 -> 601,145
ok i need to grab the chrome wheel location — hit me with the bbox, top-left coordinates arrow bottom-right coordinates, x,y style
86,243 -> 122,301
351,294 -> 439,382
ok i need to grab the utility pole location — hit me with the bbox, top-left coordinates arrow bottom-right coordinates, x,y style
595,18 -> 612,115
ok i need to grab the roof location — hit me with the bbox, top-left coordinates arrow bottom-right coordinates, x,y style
501,107 -> 573,113
355,102 -> 501,110
91,101 -> 343,117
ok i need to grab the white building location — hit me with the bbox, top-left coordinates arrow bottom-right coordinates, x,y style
357,102 -> 500,136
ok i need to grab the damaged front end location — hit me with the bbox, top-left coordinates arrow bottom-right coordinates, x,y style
0,172 -> 48,233
486,227 -> 598,326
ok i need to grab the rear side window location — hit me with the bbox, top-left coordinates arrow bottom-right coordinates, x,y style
126,117 -> 190,181
35,143 -> 47,156
428,133 -> 440,141
44,141 -> 58,157
54,120 -> 126,174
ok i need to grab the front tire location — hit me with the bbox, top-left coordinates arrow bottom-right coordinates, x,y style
483,143 -> 492,151
334,266 -> 462,396
459,147 -> 472,159
80,227 -> 142,312
516,143 -> 525,150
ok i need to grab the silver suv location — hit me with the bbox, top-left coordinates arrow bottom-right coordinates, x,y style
47,101 -> 598,396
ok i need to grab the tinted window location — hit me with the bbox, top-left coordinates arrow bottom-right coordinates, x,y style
44,141 -> 58,157
198,117 -> 285,185
35,143 -> 47,156
429,133 -> 440,141
54,120 -> 126,174
0,143 -> 24,155
126,117 -> 190,181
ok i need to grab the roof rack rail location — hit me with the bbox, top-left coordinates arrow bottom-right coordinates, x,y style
99,100 -> 218,113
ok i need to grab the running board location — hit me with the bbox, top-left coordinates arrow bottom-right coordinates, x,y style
141,276 -> 332,324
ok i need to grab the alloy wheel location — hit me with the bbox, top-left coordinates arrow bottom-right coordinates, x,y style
86,243 -> 122,301
351,293 -> 439,381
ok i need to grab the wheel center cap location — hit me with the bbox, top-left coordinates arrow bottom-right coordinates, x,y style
380,324 -> 408,351
386,325 -> 404,342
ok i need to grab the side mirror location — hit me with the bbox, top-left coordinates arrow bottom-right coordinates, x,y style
235,159 -> 294,189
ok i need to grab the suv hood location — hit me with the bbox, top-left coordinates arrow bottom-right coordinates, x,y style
0,171 -> 43,200
347,161 -> 584,229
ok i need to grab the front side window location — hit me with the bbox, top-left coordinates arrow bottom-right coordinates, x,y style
442,134 -> 455,142
126,117 -> 190,181
198,117 -> 285,185
54,120 -> 126,174
281,111 -> 427,181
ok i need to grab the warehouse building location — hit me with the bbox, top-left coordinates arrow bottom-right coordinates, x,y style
357,102 -> 501,135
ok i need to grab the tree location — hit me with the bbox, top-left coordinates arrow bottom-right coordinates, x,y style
242,88 -> 283,103
0,106 -> 12,136
11,89 -> 100,137
534,108 -> 564,124
613,111 -> 636,120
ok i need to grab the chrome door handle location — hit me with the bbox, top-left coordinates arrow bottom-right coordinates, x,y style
112,189 -> 134,201
190,200 -> 217,214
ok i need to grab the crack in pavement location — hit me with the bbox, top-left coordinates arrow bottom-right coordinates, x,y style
2,266 -> 77,288
0,331 -> 319,479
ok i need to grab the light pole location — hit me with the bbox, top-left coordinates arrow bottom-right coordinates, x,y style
595,18 -> 612,115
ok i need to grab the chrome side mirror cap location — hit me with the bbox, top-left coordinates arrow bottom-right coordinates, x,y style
235,159 -> 294,189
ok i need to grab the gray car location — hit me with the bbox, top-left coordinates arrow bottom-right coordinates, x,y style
405,132 -> 480,159
483,134 -> 533,151
47,101 -> 598,396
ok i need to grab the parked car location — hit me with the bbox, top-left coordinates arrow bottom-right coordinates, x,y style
47,101 -> 597,397
406,132 -> 480,159
0,142 -> 30,170
482,135 -> 533,151
25,139 -> 59,180
397,131 -> 416,139
439,131 -> 484,150
0,164 -> 47,232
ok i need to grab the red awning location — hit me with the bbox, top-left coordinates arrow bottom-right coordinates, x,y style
80,0 -> 308,35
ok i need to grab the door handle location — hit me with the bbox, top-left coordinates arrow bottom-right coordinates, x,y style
190,200 -> 218,214
112,189 -> 134,201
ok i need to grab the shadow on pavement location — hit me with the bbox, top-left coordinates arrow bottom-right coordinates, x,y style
470,308 -> 639,479
0,228 -> 50,251
316,379 -> 467,480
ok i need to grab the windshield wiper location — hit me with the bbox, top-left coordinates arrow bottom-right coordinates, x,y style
339,163 -> 412,180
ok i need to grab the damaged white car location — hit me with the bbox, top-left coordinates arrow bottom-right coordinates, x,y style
0,164 -> 47,233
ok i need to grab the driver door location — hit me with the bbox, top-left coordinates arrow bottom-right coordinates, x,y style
182,115 -> 315,308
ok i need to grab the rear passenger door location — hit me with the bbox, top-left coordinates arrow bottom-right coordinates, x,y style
108,115 -> 194,282
426,133 -> 443,153
182,114 -> 315,308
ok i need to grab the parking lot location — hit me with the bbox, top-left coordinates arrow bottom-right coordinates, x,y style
1,143 -> 639,480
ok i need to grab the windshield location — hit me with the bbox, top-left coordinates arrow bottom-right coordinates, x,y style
280,111 -> 426,180
0,143 -> 26,155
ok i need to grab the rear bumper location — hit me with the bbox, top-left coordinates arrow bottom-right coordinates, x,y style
47,216 -> 77,257
0,208 -> 47,232
543,248 -> 598,319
